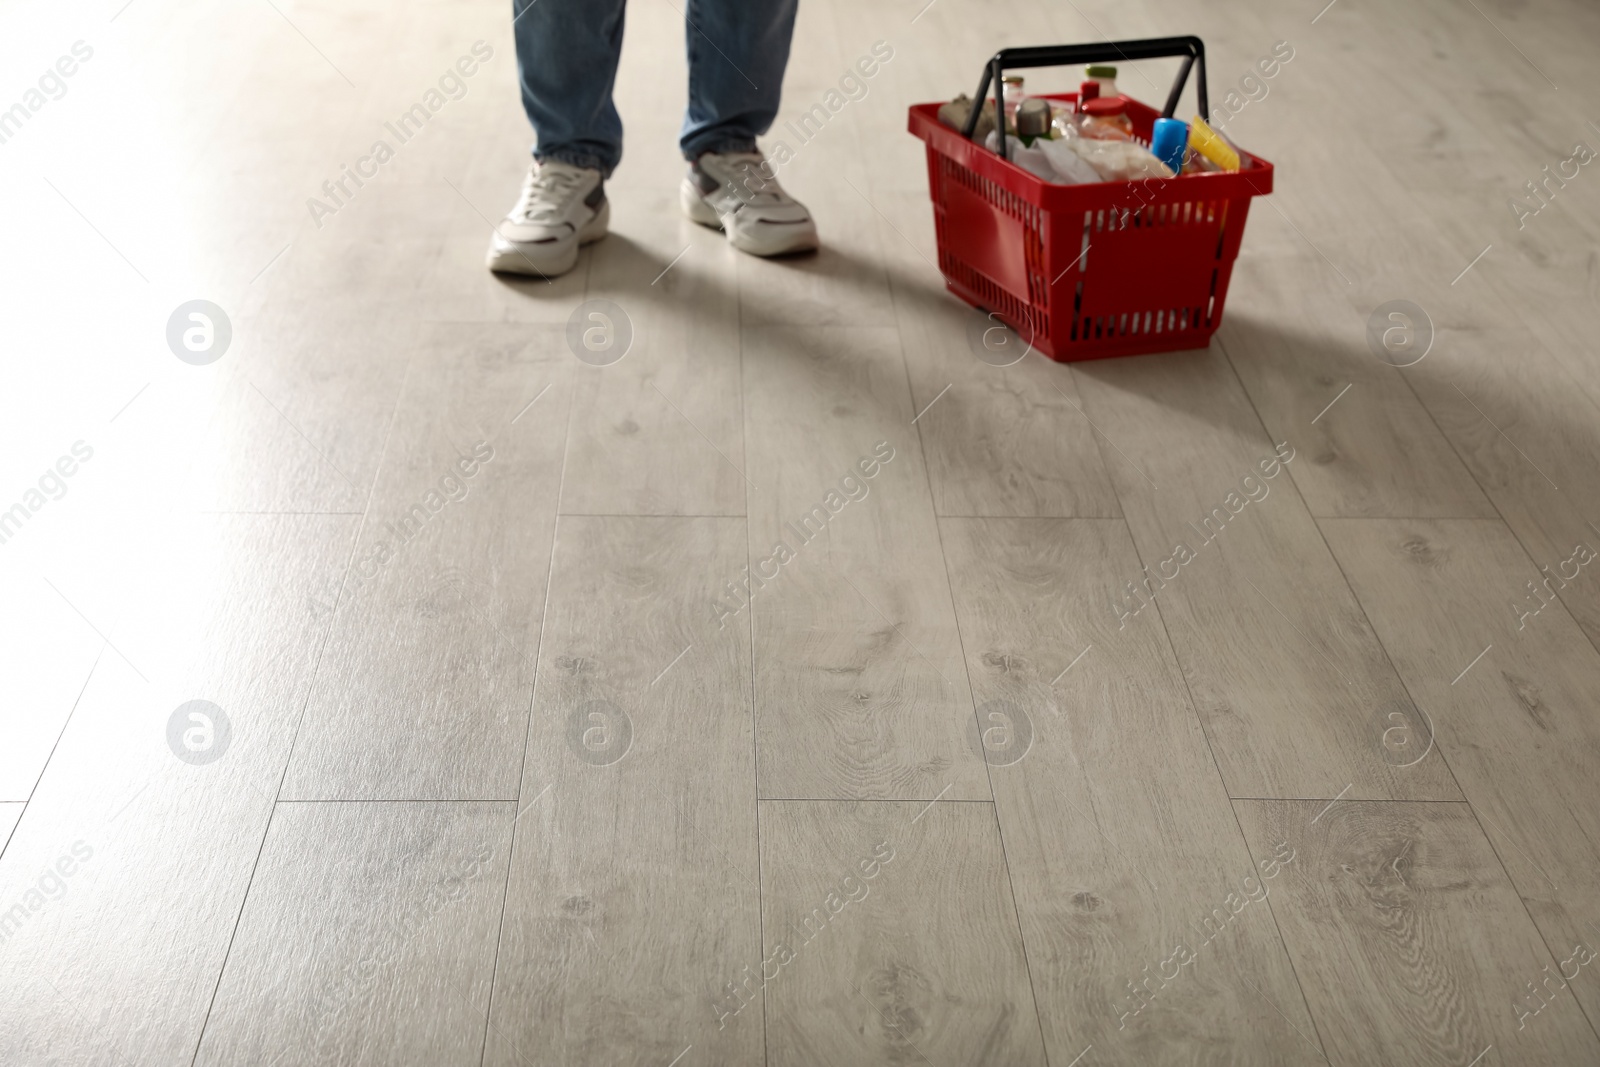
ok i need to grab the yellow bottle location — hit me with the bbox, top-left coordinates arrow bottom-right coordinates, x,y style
1188,116 -> 1240,172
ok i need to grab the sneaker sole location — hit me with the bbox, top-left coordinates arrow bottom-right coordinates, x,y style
679,178 -> 819,258
486,200 -> 610,277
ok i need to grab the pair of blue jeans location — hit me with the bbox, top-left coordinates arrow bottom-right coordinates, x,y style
512,0 -> 798,177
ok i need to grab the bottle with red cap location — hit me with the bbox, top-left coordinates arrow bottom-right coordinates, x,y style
1078,97 -> 1134,139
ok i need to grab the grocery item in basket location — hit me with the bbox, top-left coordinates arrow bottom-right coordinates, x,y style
1187,115 -> 1241,171
1002,75 -> 1026,117
937,93 -> 996,141
1065,137 -> 1174,182
1037,136 -> 1103,184
1078,79 -> 1100,106
987,127 -> 1169,185
1050,106 -> 1080,141
1014,97 -> 1054,143
1150,117 -> 1189,174
1084,64 -> 1119,98
984,130 -> 1064,183
1078,97 -> 1134,138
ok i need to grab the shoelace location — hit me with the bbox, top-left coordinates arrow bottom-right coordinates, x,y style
513,167 -> 587,224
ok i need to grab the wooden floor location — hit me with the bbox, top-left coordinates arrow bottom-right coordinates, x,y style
3,0 -> 1600,1063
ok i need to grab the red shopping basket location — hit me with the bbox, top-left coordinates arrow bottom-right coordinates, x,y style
908,36 -> 1273,361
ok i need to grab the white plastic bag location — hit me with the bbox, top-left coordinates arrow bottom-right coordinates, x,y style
986,126 -> 1170,185
1063,138 -> 1174,182
984,130 -> 1060,183
1036,137 -> 1102,184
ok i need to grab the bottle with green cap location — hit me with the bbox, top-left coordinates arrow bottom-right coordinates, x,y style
1085,65 -> 1119,99
1002,75 -> 1026,119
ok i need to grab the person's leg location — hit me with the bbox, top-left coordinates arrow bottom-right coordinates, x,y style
515,0 -> 628,176
488,0 -> 625,275
677,0 -> 816,256
678,0 -> 798,160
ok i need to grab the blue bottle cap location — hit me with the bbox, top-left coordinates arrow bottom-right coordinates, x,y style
1150,117 -> 1188,175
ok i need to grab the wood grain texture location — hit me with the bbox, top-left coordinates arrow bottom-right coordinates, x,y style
1402,327 -> 1600,656
243,11 -> 533,319
0,514 -> 355,1067
193,802 -> 513,1067
742,325 -> 991,801
181,307 -> 411,515
941,517 -> 1323,1064
484,516 -> 763,1067
800,0 -> 1124,520
731,24 -> 890,333
1321,517 -> 1600,1027
729,0 -> 897,329
281,325 -> 568,800
736,178 -> 895,328
422,202 -> 594,326
7,0 -> 1600,1060
1194,0 -> 1600,650
1220,258 -> 1496,520
1070,347 -> 1459,801
1234,800 -> 1600,1066
560,190 -> 747,517
875,190 -> 1123,519
759,799 -> 1046,1066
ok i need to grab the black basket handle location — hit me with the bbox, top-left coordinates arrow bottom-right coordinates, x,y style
962,36 -> 1209,161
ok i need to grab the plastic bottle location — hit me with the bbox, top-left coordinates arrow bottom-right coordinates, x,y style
1051,106 -> 1081,142
1187,115 -> 1241,171
1002,76 -> 1026,118
1150,118 -> 1189,175
1078,97 -> 1134,139
1077,80 -> 1100,109
1085,65 -> 1119,98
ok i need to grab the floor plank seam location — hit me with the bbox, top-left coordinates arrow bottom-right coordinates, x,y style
1218,332 -> 1513,1058
1459,802 -> 1600,1048
736,238 -> 775,1067
274,798 -> 522,804
183,345 -> 417,1066
756,797 -> 998,804
1219,335 -> 1467,797
1072,338 -> 1334,1061
477,360 -> 578,1067
1226,796 -> 1470,804
884,199 -> 1054,1058
22,650 -> 103,809
1393,364 -> 1600,664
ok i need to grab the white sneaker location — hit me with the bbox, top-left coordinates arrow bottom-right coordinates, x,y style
681,151 -> 819,257
486,160 -> 609,277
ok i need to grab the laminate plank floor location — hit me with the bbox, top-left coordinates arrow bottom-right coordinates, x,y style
1234,800 -> 1600,1066
193,801 -> 514,1067
758,800 -> 1045,1066
0,805 -> 24,858
4,0 -> 1600,1062
1321,518 -> 1600,1026
484,515 -> 762,1067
